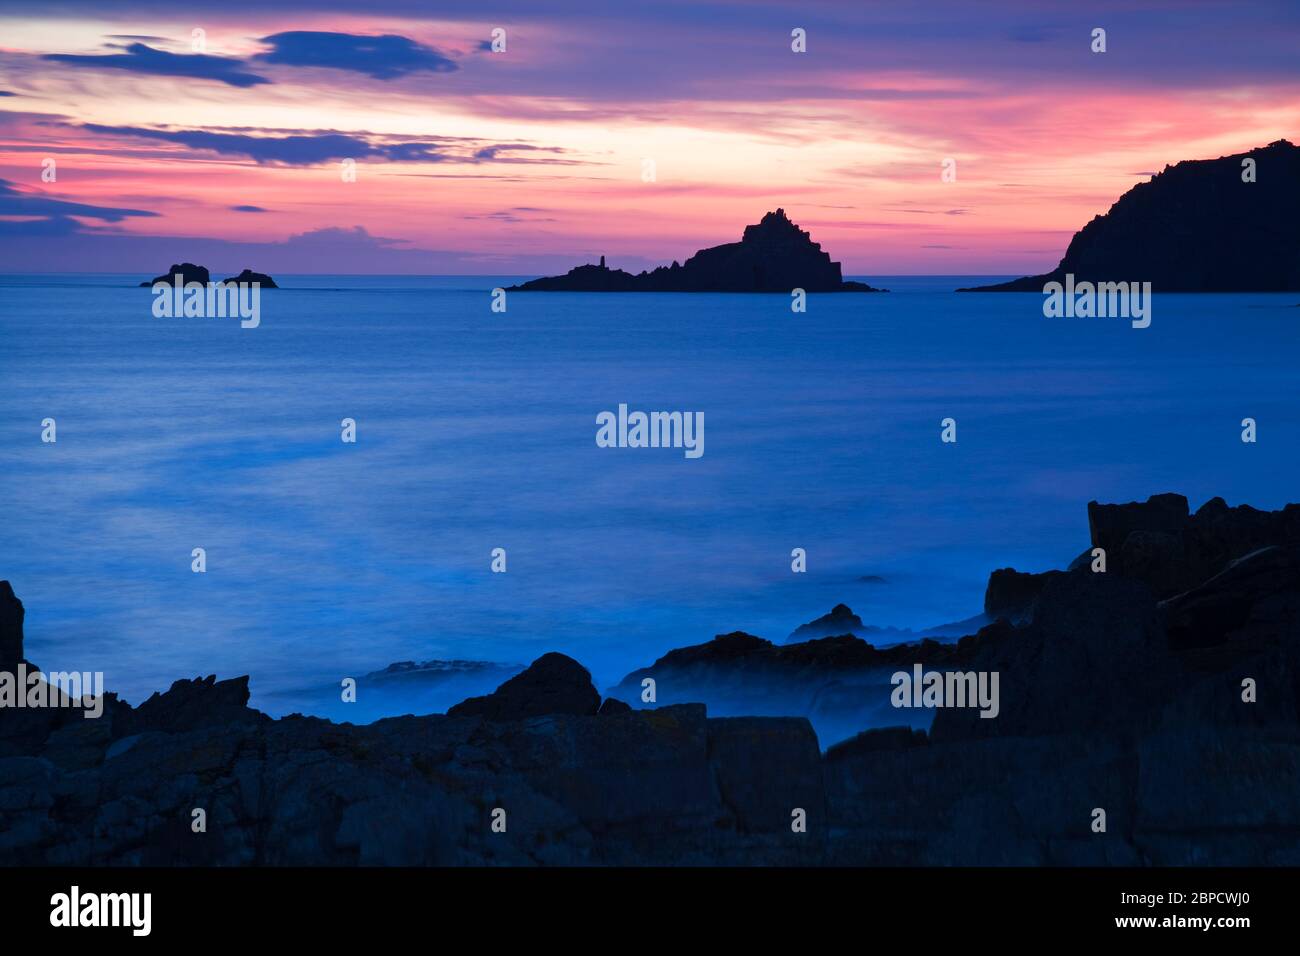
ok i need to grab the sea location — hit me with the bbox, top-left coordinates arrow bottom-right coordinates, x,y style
1,273 -> 1296,724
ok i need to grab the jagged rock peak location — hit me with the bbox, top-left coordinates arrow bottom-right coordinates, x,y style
447,651 -> 601,720
743,208 -> 808,242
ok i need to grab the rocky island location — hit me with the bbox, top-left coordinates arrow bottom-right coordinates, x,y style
140,264 -> 279,288
961,139 -> 1300,292
140,262 -> 209,287
508,209 -> 886,293
2,492 -> 1298,865
220,268 -> 278,288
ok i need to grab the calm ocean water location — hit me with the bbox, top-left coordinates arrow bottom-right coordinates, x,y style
1,274 -> 1296,719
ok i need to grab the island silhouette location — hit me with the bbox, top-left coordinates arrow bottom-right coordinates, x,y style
508,208 -> 885,293
140,264 -> 279,287
962,139 -> 1300,292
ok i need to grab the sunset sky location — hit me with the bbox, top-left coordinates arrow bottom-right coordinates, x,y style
1,0 -> 1297,275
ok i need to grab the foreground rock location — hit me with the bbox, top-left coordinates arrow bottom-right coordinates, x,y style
608,627 -> 982,745
447,652 -> 600,720
1161,544 -> 1300,650
508,209 -> 885,293
607,494 -> 1300,743
961,139 -> 1300,292
0,613 -> 823,865
3,491 -> 1299,865
983,568 -> 1063,623
0,581 -> 23,668
1088,492 -> 1300,598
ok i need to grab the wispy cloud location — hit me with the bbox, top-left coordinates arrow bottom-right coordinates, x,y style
0,178 -> 158,235
43,43 -> 270,88
76,123 -> 576,166
463,208 -> 559,223
38,31 -> 465,90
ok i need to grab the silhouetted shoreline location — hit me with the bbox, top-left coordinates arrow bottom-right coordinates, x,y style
3,492 -> 1298,865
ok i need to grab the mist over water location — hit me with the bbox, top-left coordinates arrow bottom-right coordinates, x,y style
2,274 -> 1295,727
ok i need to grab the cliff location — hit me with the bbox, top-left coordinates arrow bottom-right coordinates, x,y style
508,209 -> 885,293
961,139 -> 1300,292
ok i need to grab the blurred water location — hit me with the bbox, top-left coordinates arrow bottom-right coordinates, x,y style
0,273 -> 1295,718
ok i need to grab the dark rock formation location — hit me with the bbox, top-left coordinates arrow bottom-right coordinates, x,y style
613,630 -> 965,687
983,567 -> 1064,623
0,580 -> 23,668
220,269 -> 278,288
0,659 -> 825,865
824,725 -> 928,762
788,603 -> 865,640
126,675 -> 264,736
447,652 -> 600,720
4,490 -> 1300,865
785,602 -> 982,646
0,594 -> 134,762
606,492 -> 1300,750
1161,544 -> 1300,650
961,139 -> 1300,292
931,573 -> 1163,742
139,265 -> 279,287
1088,493 -> 1300,598
608,628 -> 977,745
508,209 -> 886,293
140,262 -> 209,287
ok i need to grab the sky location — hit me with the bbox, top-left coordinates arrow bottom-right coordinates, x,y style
0,0 -> 1297,276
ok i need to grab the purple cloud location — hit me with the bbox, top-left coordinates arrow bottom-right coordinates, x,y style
0,178 -> 159,235
255,32 -> 457,79
77,122 -> 577,167
0,178 -> 157,222
80,124 -> 443,164
43,43 -> 269,88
